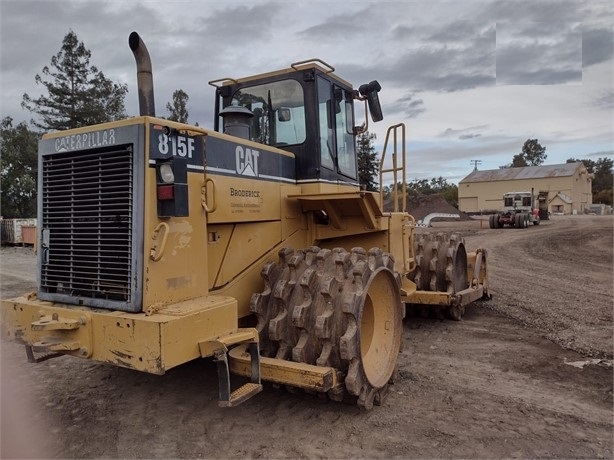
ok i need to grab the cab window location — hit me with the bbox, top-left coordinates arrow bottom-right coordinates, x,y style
334,87 -> 356,178
229,79 -> 306,146
318,77 -> 334,170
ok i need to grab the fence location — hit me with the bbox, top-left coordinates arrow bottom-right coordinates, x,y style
0,218 -> 37,245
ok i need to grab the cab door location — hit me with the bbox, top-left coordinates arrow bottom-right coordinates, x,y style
316,76 -> 357,183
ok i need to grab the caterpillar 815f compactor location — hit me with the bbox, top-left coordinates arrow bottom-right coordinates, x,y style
1,33 -> 489,410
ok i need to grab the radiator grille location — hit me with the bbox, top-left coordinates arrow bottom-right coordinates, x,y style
40,145 -> 134,302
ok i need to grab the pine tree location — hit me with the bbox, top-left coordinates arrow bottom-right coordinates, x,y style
357,130 -> 379,191
22,30 -> 128,131
166,89 -> 190,123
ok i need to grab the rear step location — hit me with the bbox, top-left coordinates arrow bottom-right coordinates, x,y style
214,342 -> 262,407
226,382 -> 263,407
203,333 -> 263,407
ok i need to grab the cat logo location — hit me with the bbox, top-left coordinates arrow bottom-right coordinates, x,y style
235,146 -> 259,177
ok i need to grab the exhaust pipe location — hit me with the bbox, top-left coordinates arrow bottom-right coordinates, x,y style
129,31 -> 155,117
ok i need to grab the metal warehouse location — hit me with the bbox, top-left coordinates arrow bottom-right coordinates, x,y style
458,162 -> 593,215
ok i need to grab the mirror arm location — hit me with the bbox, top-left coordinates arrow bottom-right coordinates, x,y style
353,96 -> 369,135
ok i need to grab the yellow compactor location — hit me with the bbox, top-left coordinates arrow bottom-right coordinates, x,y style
1,33 -> 489,410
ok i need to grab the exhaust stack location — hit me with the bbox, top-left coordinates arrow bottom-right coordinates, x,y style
129,32 -> 155,117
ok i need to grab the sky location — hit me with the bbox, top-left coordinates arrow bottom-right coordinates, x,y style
1,0 -> 612,184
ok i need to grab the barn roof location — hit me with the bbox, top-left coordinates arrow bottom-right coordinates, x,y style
459,162 -> 584,184
552,192 -> 573,204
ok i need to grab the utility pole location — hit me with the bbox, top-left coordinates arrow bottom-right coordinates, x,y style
470,159 -> 482,171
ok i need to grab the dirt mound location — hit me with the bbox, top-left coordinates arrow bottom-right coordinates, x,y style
385,194 -> 471,222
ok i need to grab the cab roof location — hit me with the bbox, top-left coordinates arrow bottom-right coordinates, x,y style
208,58 -> 354,90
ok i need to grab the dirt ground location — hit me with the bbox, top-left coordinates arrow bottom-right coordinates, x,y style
1,215 -> 612,459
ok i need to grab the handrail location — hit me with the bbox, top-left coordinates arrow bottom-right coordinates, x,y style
208,77 -> 239,88
290,58 -> 335,73
379,123 -> 407,212
202,177 -> 217,213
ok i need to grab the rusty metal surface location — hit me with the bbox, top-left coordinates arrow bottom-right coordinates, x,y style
460,163 -> 582,183
228,343 -> 337,392
1,294 -> 239,374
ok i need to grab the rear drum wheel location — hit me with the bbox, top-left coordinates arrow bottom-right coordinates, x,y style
408,233 -> 469,320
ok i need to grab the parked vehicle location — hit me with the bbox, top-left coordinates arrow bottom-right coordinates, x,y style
489,191 -> 541,228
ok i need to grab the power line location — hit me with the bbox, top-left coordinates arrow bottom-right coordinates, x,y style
470,159 -> 482,171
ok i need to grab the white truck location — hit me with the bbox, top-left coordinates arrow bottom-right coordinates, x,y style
489,191 -> 541,228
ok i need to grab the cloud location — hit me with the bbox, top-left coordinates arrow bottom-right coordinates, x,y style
298,8 -> 368,39
480,0 -> 583,23
593,89 -> 614,110
390,24 -> 420,41
426,20 -> 488,43
583,28 -> 614,67
396,92 -> 426,118
0,0 -> 611,180
439,125 -> 488,140
385,23 -> 496,92
495,22 -> 582,85
0,1 -> 70,72
197,2 -> 281,45
585,150 -> 614,159
459,133 -> 482,140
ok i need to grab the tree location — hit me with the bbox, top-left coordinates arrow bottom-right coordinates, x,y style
440,182 -> 459,208
357,130 -> 379,191
502,139 -> 547,168
567,157 -> 613,205
407,176 -> 458,207
383,176 -> 458,209
0,117 -> 39,218
22,30 -> 128,131
593,188 -> 613,205
166,89 -> 190,123
519,139 -> 547,166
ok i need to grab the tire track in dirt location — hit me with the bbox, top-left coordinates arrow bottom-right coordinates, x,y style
1,217 -> 612,459
461,216 -> 613,359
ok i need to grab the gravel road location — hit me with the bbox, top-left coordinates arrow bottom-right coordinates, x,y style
1,214 -> 612,459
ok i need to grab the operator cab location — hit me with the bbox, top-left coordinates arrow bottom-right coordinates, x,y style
210,59 -> 382,186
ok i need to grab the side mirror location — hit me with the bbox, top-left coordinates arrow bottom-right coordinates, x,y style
359,80 -> 383,122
